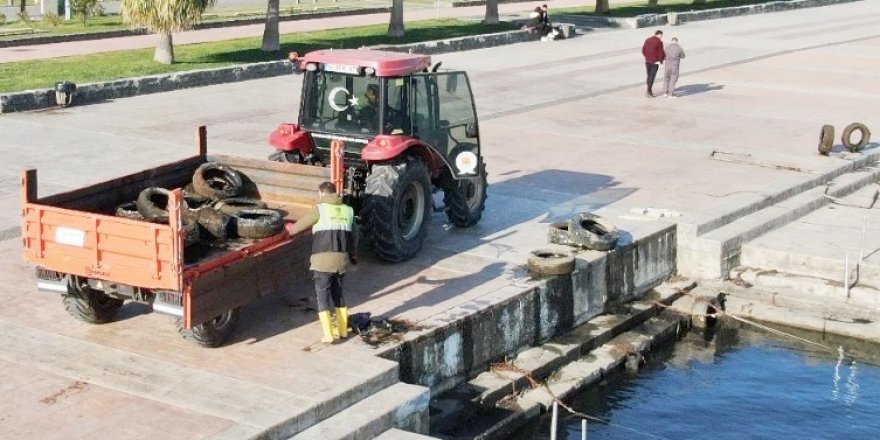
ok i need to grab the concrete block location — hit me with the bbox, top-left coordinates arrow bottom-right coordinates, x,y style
374,428 -> 440,439
294,382 -> 430,440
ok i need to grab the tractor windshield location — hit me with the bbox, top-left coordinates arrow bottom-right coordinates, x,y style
300,72 -> 410,137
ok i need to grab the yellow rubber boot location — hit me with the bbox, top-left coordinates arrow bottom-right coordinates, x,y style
318,311 -> 336,343
336,307 -> 349,339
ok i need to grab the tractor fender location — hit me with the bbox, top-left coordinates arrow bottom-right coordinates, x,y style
269,123 -> 313,154
362,136 -> 438,173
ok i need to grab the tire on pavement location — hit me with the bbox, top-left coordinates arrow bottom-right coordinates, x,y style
569,212 -> 620,251
179,308 -> 240,348
232,208 -> 285,239
443,162 -> 488,227
841,122 -> 871,153
548,221 -> 576,246
527,249 -> 575,276
214,197 -> 268,216
62,277 -> 124,324
818,124 -> 834,155
192,162 -> 244,200
362,156 -> 432,263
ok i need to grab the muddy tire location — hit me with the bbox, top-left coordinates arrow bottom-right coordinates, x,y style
136,187 -> 172,222
179,308 -> 240,348
527,249 -> 575,276
196,208 -> 233,239
115,201 -> 144,220
214,197 -> 268,216
443,162 -> 487,227
842,122 -> 871,153
268,150 -> 304,163
232,208 -> 285,239
569,213 -> 619,251
363,156 -> 431,263
62,278 -> 124,324
818,124 -> 834,155
192,162 -> 244,200
548,221 -> 576,246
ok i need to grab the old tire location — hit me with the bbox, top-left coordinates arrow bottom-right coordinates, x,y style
196,208 -> 233,239
214,197 -> 268,216
527,249 -> 575,276
363,156 -> 431,263
268,150 -> 304,163
232,208 -> 285,239
192,162 -> 244,200
842,123 -> 871,153
569,213 -> 619,251
62,278 -> 124,324
443,162 -> 488,227
136,187 -> 172,223
179,308 -> 240,348
115,201 -> 144,220
548,221 -> 576,246
818,124 -> 834,155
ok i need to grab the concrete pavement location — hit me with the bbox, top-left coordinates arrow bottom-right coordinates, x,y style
0,1 -> 879,438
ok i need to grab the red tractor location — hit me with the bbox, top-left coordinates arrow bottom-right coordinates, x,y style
269,49 -> 488,262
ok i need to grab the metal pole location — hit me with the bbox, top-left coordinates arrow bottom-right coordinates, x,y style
550,401 -> 558,440
859,216 -> 867,262
844,254 -> 851,299
582,419 -> 588,440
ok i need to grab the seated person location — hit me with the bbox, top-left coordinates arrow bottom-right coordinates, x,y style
523,6 -> 551,36
357,84 -> 380,130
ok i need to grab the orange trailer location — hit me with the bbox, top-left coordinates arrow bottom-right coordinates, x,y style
21,127 -> 326,346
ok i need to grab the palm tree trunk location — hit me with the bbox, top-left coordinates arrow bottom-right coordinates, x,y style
388,0 -> 405,37
19,0 -> 25,14
595,0 -> 610,14
648,0 -> 659,6
484,0 -> 499,25
261,0 -> 280,52
154,32 -> 175,65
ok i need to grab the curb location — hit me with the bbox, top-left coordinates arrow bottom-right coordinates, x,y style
0,30 -> 539,114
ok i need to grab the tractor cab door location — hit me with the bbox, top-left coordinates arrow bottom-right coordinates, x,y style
411,71 -> 482,179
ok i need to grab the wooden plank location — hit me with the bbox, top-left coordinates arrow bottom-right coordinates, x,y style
230,166 -> 328,193
214,154 -> 331,179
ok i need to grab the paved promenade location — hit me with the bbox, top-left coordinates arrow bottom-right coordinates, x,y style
0,1 -> 879,438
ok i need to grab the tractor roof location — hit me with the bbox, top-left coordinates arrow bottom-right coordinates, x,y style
300,49 -> 432,77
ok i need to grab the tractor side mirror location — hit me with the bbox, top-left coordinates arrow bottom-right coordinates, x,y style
466,123 -> 479,138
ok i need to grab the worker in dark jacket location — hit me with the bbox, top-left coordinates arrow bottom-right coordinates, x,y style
641,30 -> 665,98
288,181 -> 358,343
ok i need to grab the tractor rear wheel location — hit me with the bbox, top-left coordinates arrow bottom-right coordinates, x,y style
62,278 -> 124,324
443,162 -> 487,227
363,156 -> 431,262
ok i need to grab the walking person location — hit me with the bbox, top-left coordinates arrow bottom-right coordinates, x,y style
664,37 -> 686,97
288,181 -> 358,343
641,30 -> 665,98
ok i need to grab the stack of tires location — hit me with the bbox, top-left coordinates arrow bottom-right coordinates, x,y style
114,162 -> 286,246
528,212 -> 620,278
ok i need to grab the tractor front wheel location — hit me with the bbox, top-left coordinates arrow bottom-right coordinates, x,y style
443,162 -> 487,227
363,156 -> 432,262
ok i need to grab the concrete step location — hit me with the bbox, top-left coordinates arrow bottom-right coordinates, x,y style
729,266 -> 880,310
428,280 -> 694,435
293,382 -> 431,440
373,428 -> 441,439
680,167 -> 880,279
552,14 -> 614,28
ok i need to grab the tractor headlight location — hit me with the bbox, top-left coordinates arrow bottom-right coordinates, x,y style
305,63 -> 318,72
364,67 -> 376,76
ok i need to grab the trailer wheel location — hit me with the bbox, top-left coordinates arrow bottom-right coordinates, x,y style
818,124 -> 834,155
569,213 -> 620,251
527,249 -> 575,276
232,208 -> 285,239
179,308 -> 240,348
214,197 -> 268,216
192,162 -> 244,200
62,278 -> 124,324
842,122 -> 871,153
136,187 -> 172,223
363,156 -> 431,262
443,162 -> 487,227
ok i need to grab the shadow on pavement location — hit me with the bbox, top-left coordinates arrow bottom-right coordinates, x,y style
676,82 -> 724,97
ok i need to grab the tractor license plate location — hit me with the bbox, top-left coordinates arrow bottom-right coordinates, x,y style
324,63 -> 360,75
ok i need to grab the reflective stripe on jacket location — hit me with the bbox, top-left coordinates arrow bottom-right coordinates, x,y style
312,203 -> 354,255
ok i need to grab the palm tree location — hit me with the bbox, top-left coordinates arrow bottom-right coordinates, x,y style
261,0 -> 280,52
484,0 -> 499,25
388,0 -> 404,37
595,0 -> 610,14
120,0 -> 217,65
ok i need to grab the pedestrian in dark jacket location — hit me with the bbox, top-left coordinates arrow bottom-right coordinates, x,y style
641,30 -> 665,98
288,181 -> 358,343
